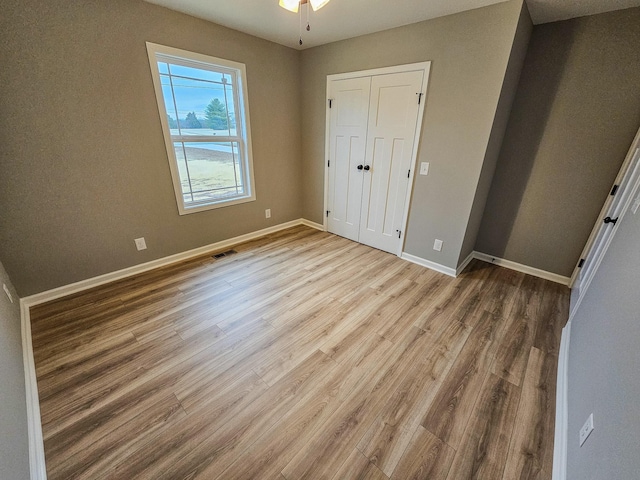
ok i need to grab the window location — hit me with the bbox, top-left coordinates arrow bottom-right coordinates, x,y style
146,43 -> 256,214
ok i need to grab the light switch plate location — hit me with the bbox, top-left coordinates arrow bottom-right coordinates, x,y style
420,162 -> 430,176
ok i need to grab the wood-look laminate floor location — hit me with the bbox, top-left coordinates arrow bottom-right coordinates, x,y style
30,226 -> 569,480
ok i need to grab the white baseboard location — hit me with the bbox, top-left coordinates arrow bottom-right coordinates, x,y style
552,319 -> 571,480
18,217 -> 322,479
20,301 -> 46,480
299,218 -> 325,231
400,252 -> 457,277
398,250 -> 570,284
22,219 -> 317,307
472,251 -> 571,286
18,223 -> 569,480
456,251 -> 475,276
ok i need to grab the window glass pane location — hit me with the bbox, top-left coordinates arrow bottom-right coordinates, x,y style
223,73 -> 233,85
149,44 -> 254,213
232,143 -> 243,188
203,86 -> 232,137
168,64 -> 224,84
173,143 -> 193,201
170,77 -> 231,136
160,80 -> 180,134
174,142 -> 244,205
223,80 -> 237,137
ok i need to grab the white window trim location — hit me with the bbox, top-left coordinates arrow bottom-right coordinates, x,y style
146,42 -> 256,215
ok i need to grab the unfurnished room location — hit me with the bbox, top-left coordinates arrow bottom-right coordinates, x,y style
1,0 -> 639,479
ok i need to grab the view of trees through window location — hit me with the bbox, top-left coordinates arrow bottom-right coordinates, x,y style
166,98 -> 235,131
148,43 -> 255,214
157,59 -> 247,206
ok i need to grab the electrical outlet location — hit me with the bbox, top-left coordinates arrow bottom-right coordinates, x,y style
265,209 -> 271,219
433,239 -> 443,251
2,283 -> 13,304
134,237 -> 147,251
579,413 -> 594,447
420,162 -> 430,176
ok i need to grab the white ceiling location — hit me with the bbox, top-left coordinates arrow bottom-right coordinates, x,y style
145,0 -> 640,50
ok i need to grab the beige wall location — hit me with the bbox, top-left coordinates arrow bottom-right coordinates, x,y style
7,0 -> 625,295
0,261 -> 30,478
459,2 -> 532,264
300,0 -> 524,270
0,0 -> 302,296
475,7 -> 640,276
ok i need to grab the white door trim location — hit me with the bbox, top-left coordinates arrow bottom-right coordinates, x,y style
552,319 -> 571,480
323,61 -> 432,256
569,127 -> 640,319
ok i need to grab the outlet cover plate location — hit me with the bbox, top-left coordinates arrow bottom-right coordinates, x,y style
135,237 -> 147,251
579,413 -> 594,446
433,239 -> 443,251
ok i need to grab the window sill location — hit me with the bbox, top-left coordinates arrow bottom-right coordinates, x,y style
177,194 -> 256,215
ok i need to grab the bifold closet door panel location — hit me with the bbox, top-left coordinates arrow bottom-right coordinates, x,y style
359,70 -> 424,254
326,76 -> 372,242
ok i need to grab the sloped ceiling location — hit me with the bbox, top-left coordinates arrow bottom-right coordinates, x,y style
144,0 -> 509,49
145,0 -> 640,49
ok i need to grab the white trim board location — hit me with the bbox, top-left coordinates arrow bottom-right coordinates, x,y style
17,220 -> 564,480
20,301 -> 46,480
552,319 -> 571,480
18,217 -> 323,480
400,249 -> 570,284
299,218 -> 325,231
472,251 -> 571,285
401,252 -> 457,277
22,219 -> 320,307
456,251 -> 475,276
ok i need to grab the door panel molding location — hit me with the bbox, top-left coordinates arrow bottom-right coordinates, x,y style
326,76 -> 371,241
359,70 -> 424,254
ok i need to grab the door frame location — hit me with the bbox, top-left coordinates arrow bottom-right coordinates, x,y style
322,62 -> 431,257
569,126 -> 640,318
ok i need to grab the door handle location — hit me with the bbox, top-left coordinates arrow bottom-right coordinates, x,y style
357,165 -> 363,170
364,165 -> 370,171
604,216 -> 618,225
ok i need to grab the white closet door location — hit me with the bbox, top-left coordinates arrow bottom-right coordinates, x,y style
326,77 -> 371,241
570,130 -> 640,315
359,70 -> 424,254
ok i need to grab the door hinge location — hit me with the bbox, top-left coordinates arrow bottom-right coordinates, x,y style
578,258 -> 585,268
610,184 -> 619,196
326,210 -> 330,218
328,160 -> 330,167
407,169 -> 410,178
417,92 -> 423,105
328,99 -> 333,108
